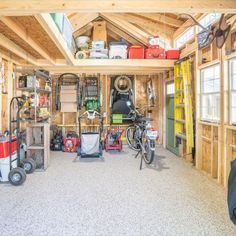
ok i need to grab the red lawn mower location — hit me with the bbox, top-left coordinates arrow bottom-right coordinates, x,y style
104,127 -> 124,152
62,131 -> 80,153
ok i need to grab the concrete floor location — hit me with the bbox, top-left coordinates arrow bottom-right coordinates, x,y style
0,146 -> 236,236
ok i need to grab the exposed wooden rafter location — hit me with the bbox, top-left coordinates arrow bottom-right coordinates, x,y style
100,13 -> 150,45
70,13 -> 99,32
106,22 -> 143,46
0,1 -> 235,15
119,13 -> 174,40
0,16 -> 56,65
132,13 -> 184,28
35,13 -> 74,65
0,33 -> 38,65
73,23 -> 93,38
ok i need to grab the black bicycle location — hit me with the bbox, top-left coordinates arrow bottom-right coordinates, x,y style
125,103 -> 158,168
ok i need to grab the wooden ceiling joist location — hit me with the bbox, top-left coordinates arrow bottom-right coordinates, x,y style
0,16 -> 56,65
100,13 -> 150,45
0,0 -> 235,15
132,13 -> 184,28
0,33 -> 38,65
35,13 -> 74,65
70,13 -> 99,32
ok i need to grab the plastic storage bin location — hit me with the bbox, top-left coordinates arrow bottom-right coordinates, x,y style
166,49 -> 180,59
128,46 -> 145,59
0,138 -> 17,158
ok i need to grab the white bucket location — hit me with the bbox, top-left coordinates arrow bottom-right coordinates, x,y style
0,153 -> 17,182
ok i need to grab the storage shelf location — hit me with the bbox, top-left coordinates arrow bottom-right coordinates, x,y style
17,87 -> 51,94
27,144 -> 44,150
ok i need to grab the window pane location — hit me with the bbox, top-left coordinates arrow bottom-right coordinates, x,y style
200,64 -> 220,122
232,108 -> 236,124
167,83 -> 175,95
231,92 -> 236,107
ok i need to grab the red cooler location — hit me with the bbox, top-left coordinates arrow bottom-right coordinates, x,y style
166,49 -> 180,59
128,46 -> 145,59
145,47 -> 166,59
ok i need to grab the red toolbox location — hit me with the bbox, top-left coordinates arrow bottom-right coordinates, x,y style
145,47 -> 166,59
128,46 -> 145,59
166,49 -> 180,59
0,138 -> 17,158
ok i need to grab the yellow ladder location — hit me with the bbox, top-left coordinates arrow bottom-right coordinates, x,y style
174,59 -> 194,155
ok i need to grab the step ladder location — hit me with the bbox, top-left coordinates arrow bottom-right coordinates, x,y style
174,58 -> 194,156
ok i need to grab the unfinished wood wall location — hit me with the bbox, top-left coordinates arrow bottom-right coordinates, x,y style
176,15 -> 236,187
51,73 -> 164,143
0,57 -> 15,133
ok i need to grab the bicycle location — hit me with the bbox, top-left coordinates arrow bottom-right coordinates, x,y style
125,102 -> 158,169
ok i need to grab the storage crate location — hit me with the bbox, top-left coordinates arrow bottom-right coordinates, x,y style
128,46 -> 145,59
0,138 -> 17,158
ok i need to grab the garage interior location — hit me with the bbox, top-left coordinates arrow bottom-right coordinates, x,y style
0,1 -> 236,235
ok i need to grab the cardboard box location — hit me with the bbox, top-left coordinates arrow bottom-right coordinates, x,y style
93,21 -> 107,45
60,90 -> 77,102
60,102 -> 77,112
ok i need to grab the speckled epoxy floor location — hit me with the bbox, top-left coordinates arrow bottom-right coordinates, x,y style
0,146 -> 235,236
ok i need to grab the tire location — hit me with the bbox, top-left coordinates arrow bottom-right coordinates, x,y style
142,132 -> 155,164
126,125 -> 140,151
22,158 -> 36,174
8,167 -> 26,186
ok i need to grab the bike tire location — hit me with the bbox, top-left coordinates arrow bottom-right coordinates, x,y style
142,131 -> 155,164
126,125 -> 140,151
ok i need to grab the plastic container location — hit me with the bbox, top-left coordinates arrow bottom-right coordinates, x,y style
0,153 -> 17,182
0,138 -> 17,158
148,36 -> 160,48
166,49 -> 180,59
145,47 -> 166,59
128,46 -> 145,59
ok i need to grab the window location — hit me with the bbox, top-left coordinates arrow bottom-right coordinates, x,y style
198,13 -> 222,32
166,82 -> 175,95
229,58 -> 236,124
201,64 -> 220,122
175,27 -> 195,48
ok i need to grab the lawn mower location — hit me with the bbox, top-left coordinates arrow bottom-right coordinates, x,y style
104,127 -> 124,152
50,128 -> 63,151
77,110 -> 103,158
62,131 -> 79,152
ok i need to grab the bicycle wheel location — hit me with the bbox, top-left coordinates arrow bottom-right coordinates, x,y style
142,131 -> 155,164
126,125 -> 140,151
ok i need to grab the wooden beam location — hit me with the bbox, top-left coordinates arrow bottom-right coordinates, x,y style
0,33 -> 38,65
0,50 -> 21,65
70,13 -> 99,32
174,14 -> 203,39
0,16 -> 56,65
106,22 -> 142,46
73,23 -> 93,38
35,13 -> 74,65
0,1 -> 236,15
100,13 -> 150,45
133,13 -> 184,28
117,13 -> 175,40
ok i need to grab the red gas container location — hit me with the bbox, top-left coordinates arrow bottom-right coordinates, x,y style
128,46 -> 145,59
166,49 -> 180,59
0,138 -> 17,158
145,47 -> 166,59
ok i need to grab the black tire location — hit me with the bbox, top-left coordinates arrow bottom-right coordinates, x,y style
22,158 -> 36,174
126,125 -> 140,151
8,167 -> 26,186
142,132 -> 155,164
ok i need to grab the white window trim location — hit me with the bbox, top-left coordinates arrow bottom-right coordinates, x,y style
200,63 -> 221,123
229,58 -> 236,125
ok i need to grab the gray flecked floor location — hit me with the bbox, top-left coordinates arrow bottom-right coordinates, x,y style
0,146 -> 236,236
